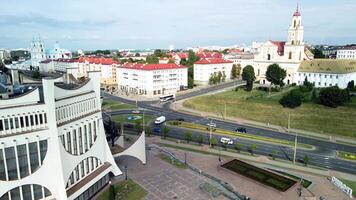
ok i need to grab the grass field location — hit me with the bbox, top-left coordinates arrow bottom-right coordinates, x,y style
111,114 -> 154,125
97,179 -> 147,200
183,88 -> 356,138
337,151 -> 356,161
102,99 -> 135,110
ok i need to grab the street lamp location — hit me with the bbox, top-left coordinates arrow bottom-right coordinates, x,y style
207,119 -> 216,147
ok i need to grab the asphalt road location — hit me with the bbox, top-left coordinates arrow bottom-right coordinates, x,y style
102,82 -> 356,175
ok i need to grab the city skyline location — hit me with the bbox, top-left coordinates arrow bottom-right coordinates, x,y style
0,0 -> 356,50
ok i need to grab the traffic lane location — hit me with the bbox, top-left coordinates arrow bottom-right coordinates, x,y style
150,124 -> 356,175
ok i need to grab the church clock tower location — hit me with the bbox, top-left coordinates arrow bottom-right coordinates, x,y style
284,4 -> 305,62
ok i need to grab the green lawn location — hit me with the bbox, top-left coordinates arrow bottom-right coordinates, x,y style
111,114 -> 154,125
337,151 -> 356,161
102,99 -> 135,110
339,178 -> 356,197
97,179 -> 147,200
183,89 -> 356,138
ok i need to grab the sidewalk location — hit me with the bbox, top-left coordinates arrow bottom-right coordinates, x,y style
172,98 -> 356,146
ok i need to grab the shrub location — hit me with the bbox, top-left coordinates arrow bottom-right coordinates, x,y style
279,89 -> 303,108
319,87 -> 350,108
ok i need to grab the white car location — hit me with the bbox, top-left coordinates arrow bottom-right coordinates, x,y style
220,137 -> 233,145
155,116 -> 166,124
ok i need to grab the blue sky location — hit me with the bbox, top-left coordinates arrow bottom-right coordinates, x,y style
0,0 -> 355,50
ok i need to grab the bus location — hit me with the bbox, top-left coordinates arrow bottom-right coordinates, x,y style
159,94 -> 175,102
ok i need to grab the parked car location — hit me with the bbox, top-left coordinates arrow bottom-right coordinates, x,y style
132,110 -> 140,114
153,127 -> 161,133
124,124 -> 134,129
236,127 -> 247,133
155,116 -> 166,124
220,137 -> 234,145
176,118 -> 185,121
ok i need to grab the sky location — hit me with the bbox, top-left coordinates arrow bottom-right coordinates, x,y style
0,0 -> 356,50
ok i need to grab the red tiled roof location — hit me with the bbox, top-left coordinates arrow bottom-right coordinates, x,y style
78,56 -> 119,65
194,58 -> 232,65
118,63 -> 187,70
270,41 -> 286,56
196,52 -> 222,59
169,52 -> 188,59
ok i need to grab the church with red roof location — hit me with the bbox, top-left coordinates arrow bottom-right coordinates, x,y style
253,4 -> 314,85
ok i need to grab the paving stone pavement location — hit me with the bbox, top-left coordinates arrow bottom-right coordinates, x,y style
115,150 -> 227,200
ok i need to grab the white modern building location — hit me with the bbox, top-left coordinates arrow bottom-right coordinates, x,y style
0,71 -> 146,200
117,63 -> 188,97
296,59 -> 356,89
337,46 -> 356,60
253,5 -> 314,85
193,58 -> 233,84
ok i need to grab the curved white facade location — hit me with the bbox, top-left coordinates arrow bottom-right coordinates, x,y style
0,72 -> 122,200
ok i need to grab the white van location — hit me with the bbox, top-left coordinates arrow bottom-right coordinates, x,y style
220,137 -> 233,145
155,116 -> 166,124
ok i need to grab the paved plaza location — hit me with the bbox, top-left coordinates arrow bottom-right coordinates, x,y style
115,151 -> 227,200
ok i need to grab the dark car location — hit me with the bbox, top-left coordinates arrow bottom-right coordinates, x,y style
176,118 -> 185,121
153,127 -> 161,133
236,127 -> 247,133
124,124 -> 134,129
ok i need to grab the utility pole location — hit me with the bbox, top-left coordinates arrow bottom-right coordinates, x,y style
293,132 -> 298,164
209,119 -> 213,147
142,109 -> 145,133
288,113 -> 291,131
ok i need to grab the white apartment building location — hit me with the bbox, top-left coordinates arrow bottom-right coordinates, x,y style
0,71 -> 145,200
193,58 -> 233,84
296,59 -> 356,89
117,63 -> 188,97
224,52 -> 254,69
337,46 -> 356,60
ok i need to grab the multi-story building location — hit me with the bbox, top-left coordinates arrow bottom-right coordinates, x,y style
117,63 -> 188,97
39,57 -> 119,91
193,58 -> 233,84
253,5 -> 314,85
0,71 -> 146,200
224,52 -> 254,68
337,46 -> 356,60
296,59 -> 356,88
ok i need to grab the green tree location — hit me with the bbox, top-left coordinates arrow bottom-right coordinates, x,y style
234,143 -> 244,153
184,131 -> 193,143
303,155 -> 310,166
196,134 -> 204,145
222,143 -> 228,150
112,54 -> 119,61
236,64 -> 242,77
242,65 -> 256,91
221,71 -> 226,82
310,48 -> 325,58
266,63 -> 287,88
279,89 -> 303,108
271,150 -> 279,160
249,144 -> 257,155
135,120 -> 142,133
217,71 -> 222,83
146,54 -> 159,64
319,87 -> 350,108
347,80 -> 355,91
231,64 -> 238,79
188,76 -> 194,89
154,49 -> 165,57
210,138 -> 218,148
162,127 -> 169,139
187,50 -> 199,66
146,127 -> 152,137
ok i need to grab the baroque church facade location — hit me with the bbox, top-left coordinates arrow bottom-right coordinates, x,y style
253,5 -> 314,85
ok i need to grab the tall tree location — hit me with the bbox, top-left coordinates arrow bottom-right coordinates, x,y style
231,64 -> 237,79
236,64 -> 242,77
266,64 -> 287,88
310,48 -> 325,59
242,65 -> 256,91
146,54 -> 159,64
184,131 -> 193,143
162,127 -> 169,139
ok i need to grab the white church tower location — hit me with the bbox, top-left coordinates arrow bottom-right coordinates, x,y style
30,36 -> 46,70
284,4 -> 306,62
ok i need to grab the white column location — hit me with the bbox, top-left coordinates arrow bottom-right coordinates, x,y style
36,136 -> 41,166
76,126 -> 80,155
25,138 -> 31,175
1,142 -> 9,181
70,129 -> 74,155
13,140 -> 21,180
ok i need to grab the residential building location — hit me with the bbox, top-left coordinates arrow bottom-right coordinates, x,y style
0,71 -> 124,200
224,52 -> 254,68
116,63 -> 188,97
337,46 -> 356,60
193,58 -> 233,84
253,5 -> 314,85
296,59 -> 356,88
